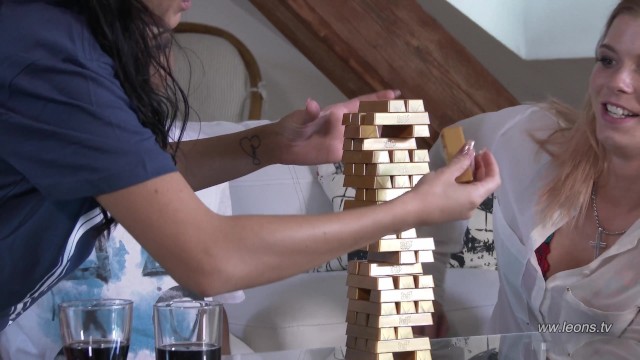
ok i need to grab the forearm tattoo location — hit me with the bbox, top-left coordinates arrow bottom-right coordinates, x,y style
240,135 -> 262,165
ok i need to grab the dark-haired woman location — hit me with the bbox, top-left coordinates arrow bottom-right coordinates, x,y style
0,0 -> 500,347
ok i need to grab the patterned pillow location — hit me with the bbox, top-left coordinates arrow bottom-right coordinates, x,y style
315,163 -> 497,271
448,195 -> 497,270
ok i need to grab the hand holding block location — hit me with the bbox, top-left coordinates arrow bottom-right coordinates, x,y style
440,126 -> 474,183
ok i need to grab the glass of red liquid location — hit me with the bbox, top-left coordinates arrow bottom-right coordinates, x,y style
59,298 -> 133,360
153,299 -> 223,360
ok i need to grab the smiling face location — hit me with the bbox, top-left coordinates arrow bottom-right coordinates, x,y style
589,14 -> 640,157
143,0 -> 192,29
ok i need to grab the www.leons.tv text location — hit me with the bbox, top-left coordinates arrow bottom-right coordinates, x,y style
538,322 -> 612,334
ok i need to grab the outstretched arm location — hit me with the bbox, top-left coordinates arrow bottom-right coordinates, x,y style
173,90 -> 400,191
97,145 -> 500,297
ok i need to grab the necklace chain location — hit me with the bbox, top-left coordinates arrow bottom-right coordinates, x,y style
591,186 -> 628,235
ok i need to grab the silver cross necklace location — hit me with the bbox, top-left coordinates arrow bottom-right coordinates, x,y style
591,186 -> 628,259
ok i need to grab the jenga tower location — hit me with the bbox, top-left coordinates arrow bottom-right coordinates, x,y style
341,99 -> 434,360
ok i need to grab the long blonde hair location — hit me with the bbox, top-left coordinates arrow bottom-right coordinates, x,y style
536,0 -> 640,227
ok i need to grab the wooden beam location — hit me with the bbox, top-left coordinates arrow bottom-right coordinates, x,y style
250,0 -> 519,143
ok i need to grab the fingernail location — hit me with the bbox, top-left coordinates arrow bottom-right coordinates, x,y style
462,140 -> 475,155
393,89 -> 401,97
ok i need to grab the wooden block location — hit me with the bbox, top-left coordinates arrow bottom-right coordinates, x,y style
355,262 -> 423,276
368,238 -> 435,252
417,301 -> 434,313
345,348 -> 432,360
344,125 -> 430,139
362,188 -> 410,201
344,175 -> 392,189
392,175 -> 411,188
396,327 -> 414,339
410,175 -> 423,187
356,312 -> 370,326
347,311 -> 357,324
381,228 -> 417,239
409,150 -> 430,162
405,99 -> 425,112
348,138 -> 417,151
369,288 -> 434,303
347,274 -> 395,290
345,125 -> 382,138
345,163 -> 367,176
358,99 -> 407,113
356,337 -> 368,351
391,150 -> 411,163
342,113 -> 362,125
364,163 -> 430,176
343,199 -> 385,210
347,287 -> 372,301
362,112 -> 430,125
347,324 -> 397,341
364,337 -> 431,353
348,299 -> 398,315
440,126 -> 473,183
367,250 -> 417,264
393,276 -> 416,289
397,301 -> 417,314
414,275 -> 435,288
342,150 -> 391,164
369,313 -> 433,328
417,250 -> 434,263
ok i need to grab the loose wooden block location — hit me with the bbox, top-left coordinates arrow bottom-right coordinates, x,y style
391,150 -> 411,163
381,228 -> 417,239
369,313 -> 433,328
345,348 -> 432,360
417,301 -> 434,313
362,112 -> 430,125
347,138 -> 418,151
343,176 -> 392,189
344,125 -> 430,139
368,239 -> 435,252
345,125 -> 383,139
368,288 -> 435,303
440,126 -> 473,183
405,99 -> 426,112
343,150 -> 391,164
364,163 -> 430,176
358,99 -> 407,113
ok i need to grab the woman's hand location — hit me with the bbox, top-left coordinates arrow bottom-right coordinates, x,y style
401,144 -> 501,225
273,89 -> 401,165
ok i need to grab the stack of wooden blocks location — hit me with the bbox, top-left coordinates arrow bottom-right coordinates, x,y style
341,99 -> 435,360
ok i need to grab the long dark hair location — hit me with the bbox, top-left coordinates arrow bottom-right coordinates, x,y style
76,0 -> 190,229
78,0 -> 189,152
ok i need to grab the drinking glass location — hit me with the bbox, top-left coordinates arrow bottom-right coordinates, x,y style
59,299 -> 133,360
153,299 -> 223,360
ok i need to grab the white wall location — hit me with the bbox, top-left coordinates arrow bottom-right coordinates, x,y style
182,0 -> 599,121
181,0 -> 346,121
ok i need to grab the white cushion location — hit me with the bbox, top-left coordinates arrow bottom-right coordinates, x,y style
224,272 -> 348,352
440,268 -> 499,336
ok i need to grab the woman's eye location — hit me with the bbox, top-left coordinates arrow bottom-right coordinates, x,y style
596,56 -> 615,67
